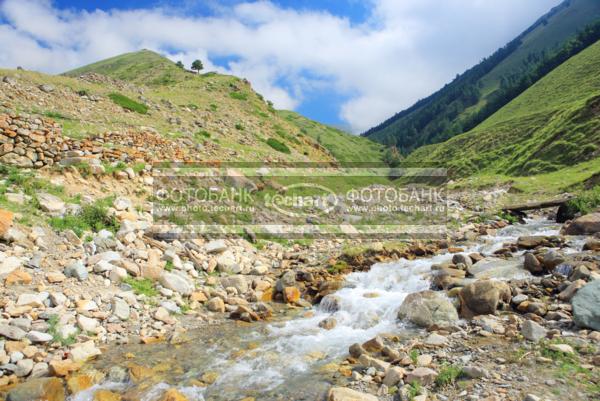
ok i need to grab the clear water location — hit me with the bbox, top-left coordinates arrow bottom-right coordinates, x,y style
70,219 -> 565,401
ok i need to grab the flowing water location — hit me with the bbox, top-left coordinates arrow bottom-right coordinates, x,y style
70,219 -> 570,401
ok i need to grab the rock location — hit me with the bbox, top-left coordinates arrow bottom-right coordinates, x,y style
349,343 -> 366,358
220,275 -> 248,294
160,388 -> 189,401
548,343 -> 575,354
524,253 -> 542,274
583,238 -> 600,251
77,315 -> 99,332
0,256 -> 22,277
38,84 -> 55,93
207,297 -> 225,313
327,387 -> 378,401
215,252 -> 239,273
49,359 -> 81,377
14,358 -> 34,377
276,270 -> 296,292
459,280 -> 511,318
6,377 -> 65,401
37,193 -> 65,214
66,375 -> 94,394
27,331 -> 53,343
405,367 -> 438,386
358,354 -> 390,371
205,239 -> 228,254
64,261 -> 88,281
17,292 -> 48,307
462,365 -> 489,379
154,307 -> 176,325
0,208 -> 14,237
108,366 -> 129,382
160,272 -> 193,296
570,265 -> 591,281
5,270 -> 32,285
542,250 -> 564,270
362,336 -> 385,353
112,298 -> 130,321
318,317 -> 337,330
517,236 -> 546,249
0,324 -> 26,340
452,253 -> 472,267
397,290 -> 458,328
572,280 -> 600,331
383,366 -> 406,386
562,213 -> 600,235
424,332 -> 448,346
70,341 -> 101,362
558,279 -> 586,301
47,272 -> 66,283
283,286 -> 301,304
93,390 -> 122,401
113,197 -> 132,211
521,320 -> 547,342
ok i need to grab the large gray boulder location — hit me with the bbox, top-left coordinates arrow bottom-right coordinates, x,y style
572,280 -> 600,331
159,272 -> 193,296
397,290 -> 458,328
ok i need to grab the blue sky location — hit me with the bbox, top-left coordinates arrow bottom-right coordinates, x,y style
0,0 -> 562,131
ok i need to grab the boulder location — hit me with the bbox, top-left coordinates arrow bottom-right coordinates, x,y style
572,280 -> 600,331
220,275 -> 248,294
6,377 -> 65,401
397,290 -> 458,328
523,253 -> 542,274
405,367 -> 438,386
521,320 -> 547,342
159,272 -> 193,296
70,341 -> 101,362
37,193 -> 65,214
562,213 -> 600,235
327,387 -> 378,401
205,239 -> 228,254
459,280 -> 511,318
64,261 -> 88,281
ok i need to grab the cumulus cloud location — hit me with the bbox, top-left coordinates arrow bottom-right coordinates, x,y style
0,0 -> 561,132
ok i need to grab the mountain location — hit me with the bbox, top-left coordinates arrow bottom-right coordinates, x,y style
363,0 -> 600,154
64,49 -> 191,86
2,50 -> 384,164
405,38 -> 600,180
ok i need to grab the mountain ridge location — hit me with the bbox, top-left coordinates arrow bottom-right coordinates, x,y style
363,0 -> 600,154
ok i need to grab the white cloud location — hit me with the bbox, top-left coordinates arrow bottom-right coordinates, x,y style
0,0 -> 562,132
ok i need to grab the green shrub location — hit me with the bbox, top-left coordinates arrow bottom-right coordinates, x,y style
564,186 -> 600,216
235,123 -> 245,131
47,315 -> 79,346
229,92 -> 248,101
43,111 -> 70,120
123,277 -> 158,297
266,138 -> 291,154
108,93 -> 148,114
48,197 -> 119,237
435,364 -> 463,387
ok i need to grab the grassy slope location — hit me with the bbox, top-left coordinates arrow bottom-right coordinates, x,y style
278,110 -> 384,163
3,50 -> 383,164
65,50 -> 382,161
365,0 -> 600,150
64,49 -> 189,86
407,39 -> 600,187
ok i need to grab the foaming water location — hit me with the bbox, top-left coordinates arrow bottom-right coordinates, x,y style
69,219 -> 565,401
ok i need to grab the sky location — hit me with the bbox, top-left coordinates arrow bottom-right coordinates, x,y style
0,0 -> 563,132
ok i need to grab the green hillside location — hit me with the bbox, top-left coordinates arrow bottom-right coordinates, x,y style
64,49 -> 191,86
406,39 -> 600,179
2,49 -> 385,164
364,0 -> 600,153
278,110 -> 385,163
